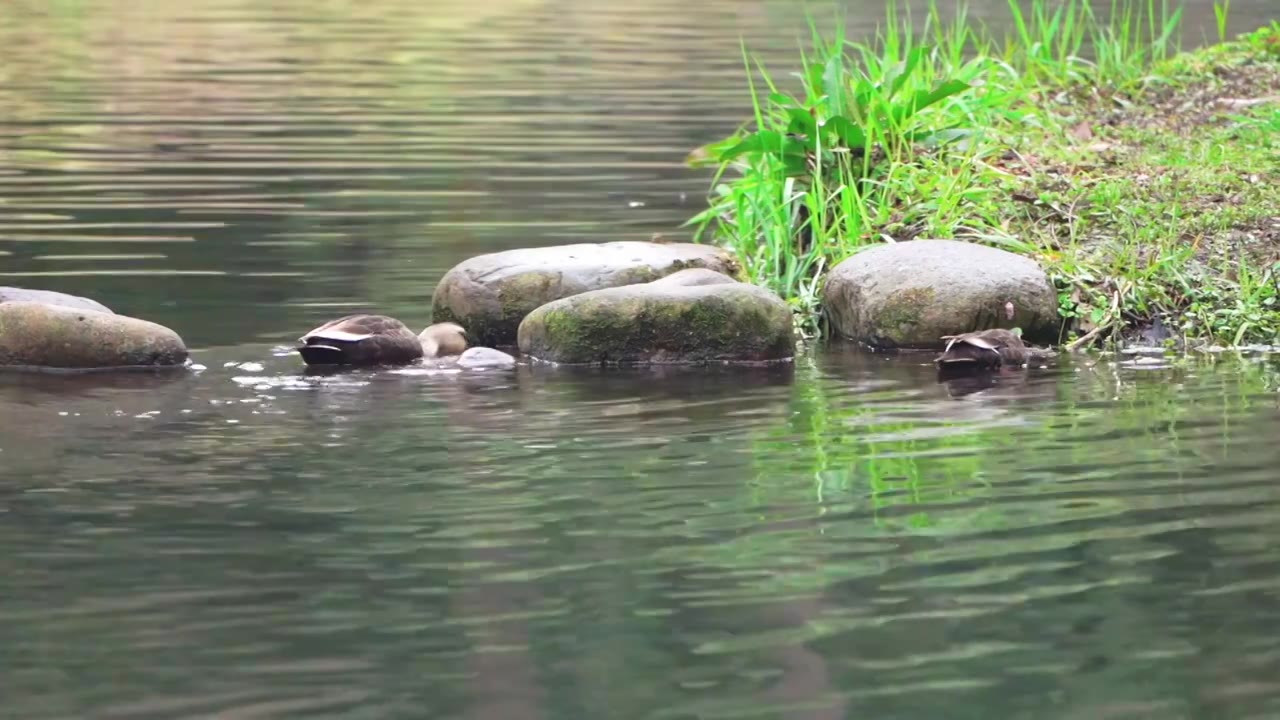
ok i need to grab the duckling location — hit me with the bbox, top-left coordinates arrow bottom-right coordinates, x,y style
934,328 -> 1050,369
420,323 -> 518,369
297,314 -> 424,367
418,322 -> 468,358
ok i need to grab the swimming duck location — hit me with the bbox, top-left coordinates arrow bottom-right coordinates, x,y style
934,328 -> 1050,369
298,314 -> 427,367
298,315 -> 518,369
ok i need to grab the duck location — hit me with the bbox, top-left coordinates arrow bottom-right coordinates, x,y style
299,315 -> 518,369
419,322 -> 468,358
297,314 -> 428,367
934,328 -> 1052,370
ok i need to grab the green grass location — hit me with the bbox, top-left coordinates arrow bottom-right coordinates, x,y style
687,0 -> 1280,348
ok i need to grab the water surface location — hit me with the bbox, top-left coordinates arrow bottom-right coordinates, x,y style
2,1 -> 1280,718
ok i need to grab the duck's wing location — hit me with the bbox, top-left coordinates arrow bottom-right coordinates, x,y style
942,332 -> 1002,353
936,332 -> 1004,365
300,314 -> 409,344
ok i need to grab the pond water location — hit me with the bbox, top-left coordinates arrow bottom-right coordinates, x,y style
3,0 -> 1280,718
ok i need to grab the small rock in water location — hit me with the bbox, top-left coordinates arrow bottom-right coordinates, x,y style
456,347 -> 517,370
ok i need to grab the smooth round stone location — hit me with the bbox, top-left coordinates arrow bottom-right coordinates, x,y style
822,239 -> 1059,349
0,302 -> 188,370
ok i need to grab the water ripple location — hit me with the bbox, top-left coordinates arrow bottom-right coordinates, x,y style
4,0 -> 1280,718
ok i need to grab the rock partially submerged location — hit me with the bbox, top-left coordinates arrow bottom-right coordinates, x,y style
455,347 -> 517,370
0,286 -> 113,314
431,241 -> 741,346
517,270 -> 794,365
0,302 -> 188,370
822,239 -> 1059,349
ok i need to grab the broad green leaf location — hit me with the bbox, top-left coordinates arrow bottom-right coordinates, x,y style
893,79 -> 972,123
686,134 -> 744,167
785,107 -> 818,140
822,55 -> 848,115
804,61 -> 826,98
720,131 -> 805,163
780,154 -> 810,177
883,46 -> 925,101
768,91 -> 801,109
820,116 -> 868,151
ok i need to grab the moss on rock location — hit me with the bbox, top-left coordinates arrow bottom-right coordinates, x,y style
518,281 -> 794,365
430,241 -> 741,347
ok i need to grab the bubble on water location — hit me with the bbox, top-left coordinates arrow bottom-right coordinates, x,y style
237,362 -> 266,372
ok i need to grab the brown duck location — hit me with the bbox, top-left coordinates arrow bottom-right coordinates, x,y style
297,315 -> 468,367
934,328 -> 1051,369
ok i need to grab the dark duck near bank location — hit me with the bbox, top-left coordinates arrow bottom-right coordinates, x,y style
933,328 -> 1052,370
297,315 -> 468,367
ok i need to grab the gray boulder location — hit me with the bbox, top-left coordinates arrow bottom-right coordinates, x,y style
822,239 -> 1060,349
431,241 -> 741,346
517,273 -> 794,365
0,302 -> 188,369
0,286 -> 113,314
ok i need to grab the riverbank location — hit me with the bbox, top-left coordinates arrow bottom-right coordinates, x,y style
687,3 -> 1280,349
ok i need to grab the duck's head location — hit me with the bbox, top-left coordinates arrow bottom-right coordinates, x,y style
420,322 -> 468,358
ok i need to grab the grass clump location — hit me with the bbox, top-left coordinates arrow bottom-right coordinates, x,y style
687,0 -> 1280,348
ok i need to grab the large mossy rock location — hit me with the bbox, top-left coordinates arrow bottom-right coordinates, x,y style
517,269 -> 794,365
822,239 -> 1060,349
0,302 -> 188,369
431,241 -> 742,346
0,286 -> 113,314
